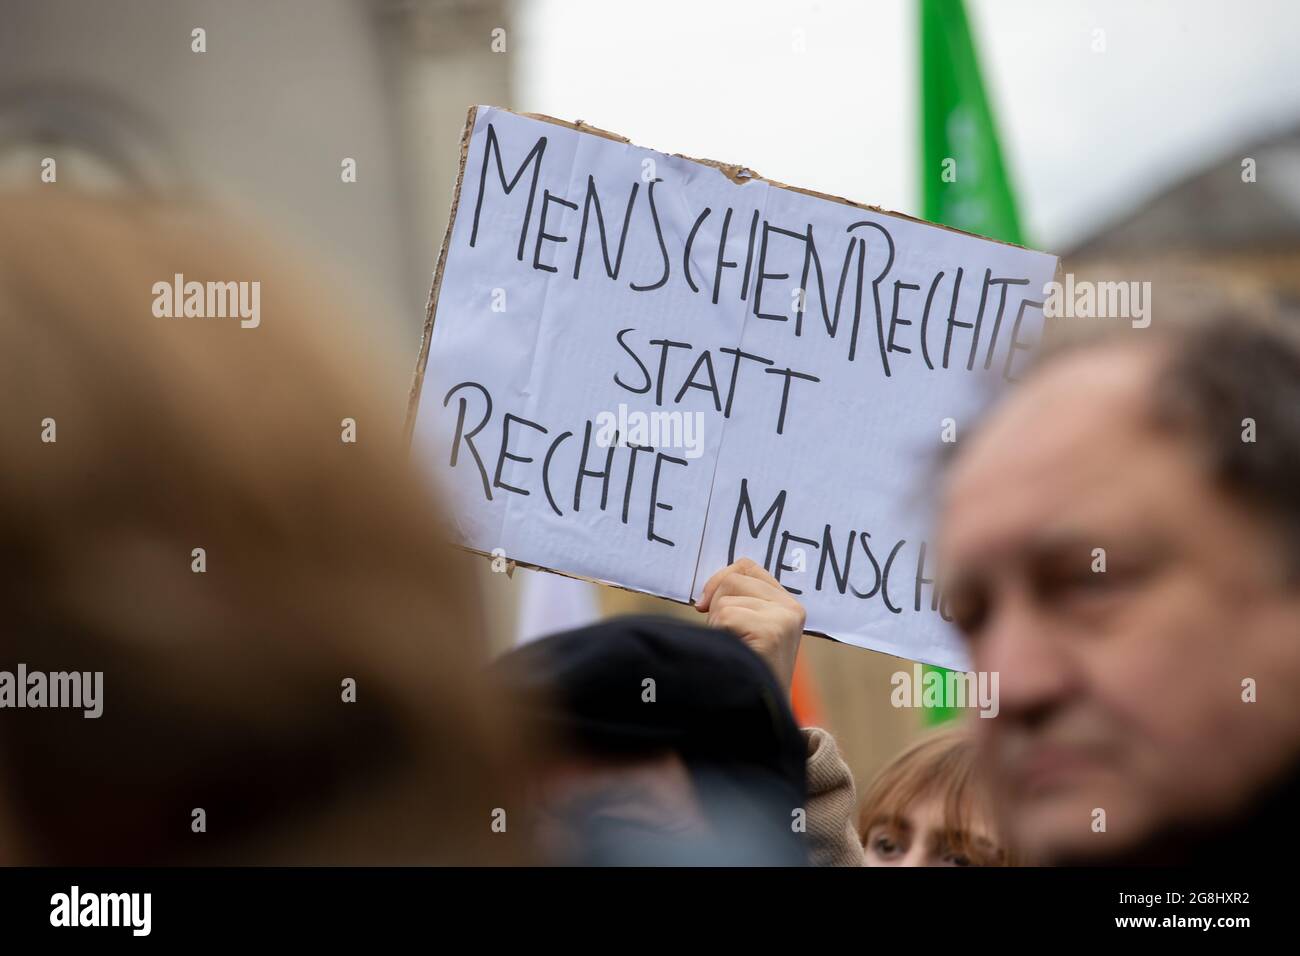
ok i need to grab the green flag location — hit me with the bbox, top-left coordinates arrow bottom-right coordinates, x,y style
919,0 -> 1024,723
921,0 -> 1024,244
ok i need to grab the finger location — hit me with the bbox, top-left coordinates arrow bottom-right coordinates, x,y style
698,557 -> 783,610
730,556 -> 784,591
708,594 -> 770,614
709,605 -> 766,637
710,595 -> 804,637
710,572 -> 784,606
697,559 -> 751,609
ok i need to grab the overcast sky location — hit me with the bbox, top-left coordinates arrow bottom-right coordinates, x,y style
516,0 -> 1300,253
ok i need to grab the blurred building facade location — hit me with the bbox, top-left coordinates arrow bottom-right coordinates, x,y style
0,0 -> 511,354
1065,122 -> 1300,315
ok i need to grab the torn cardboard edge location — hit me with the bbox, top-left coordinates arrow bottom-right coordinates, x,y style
402,104 -> 1055,631
405,104 -> 1052,443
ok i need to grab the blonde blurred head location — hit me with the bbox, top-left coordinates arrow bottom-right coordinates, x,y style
0,192 -> 519,864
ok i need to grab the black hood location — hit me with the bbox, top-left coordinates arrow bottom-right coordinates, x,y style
494,615 -> 808,865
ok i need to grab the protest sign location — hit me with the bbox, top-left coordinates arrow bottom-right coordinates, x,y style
408,106 -> 1058,668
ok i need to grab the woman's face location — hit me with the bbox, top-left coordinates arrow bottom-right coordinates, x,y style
863,797 -> 1000,866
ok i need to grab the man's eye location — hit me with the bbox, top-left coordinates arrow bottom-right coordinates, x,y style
1041,569 -> 1125,605
947,588 -> 988,636
1072,568 -> 1119,588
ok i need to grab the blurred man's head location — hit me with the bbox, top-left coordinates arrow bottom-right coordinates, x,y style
496,616 -> 808,865
939,311 -> 1300,864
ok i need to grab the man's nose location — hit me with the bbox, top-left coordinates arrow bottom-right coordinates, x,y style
973,593 -> 1076,724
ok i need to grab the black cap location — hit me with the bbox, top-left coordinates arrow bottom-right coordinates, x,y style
495,615 -> 808,864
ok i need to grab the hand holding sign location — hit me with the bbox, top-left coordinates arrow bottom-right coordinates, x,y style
696,558 -> 806,695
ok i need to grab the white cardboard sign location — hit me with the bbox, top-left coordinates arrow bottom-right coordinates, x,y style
409,106 -> 1058,669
